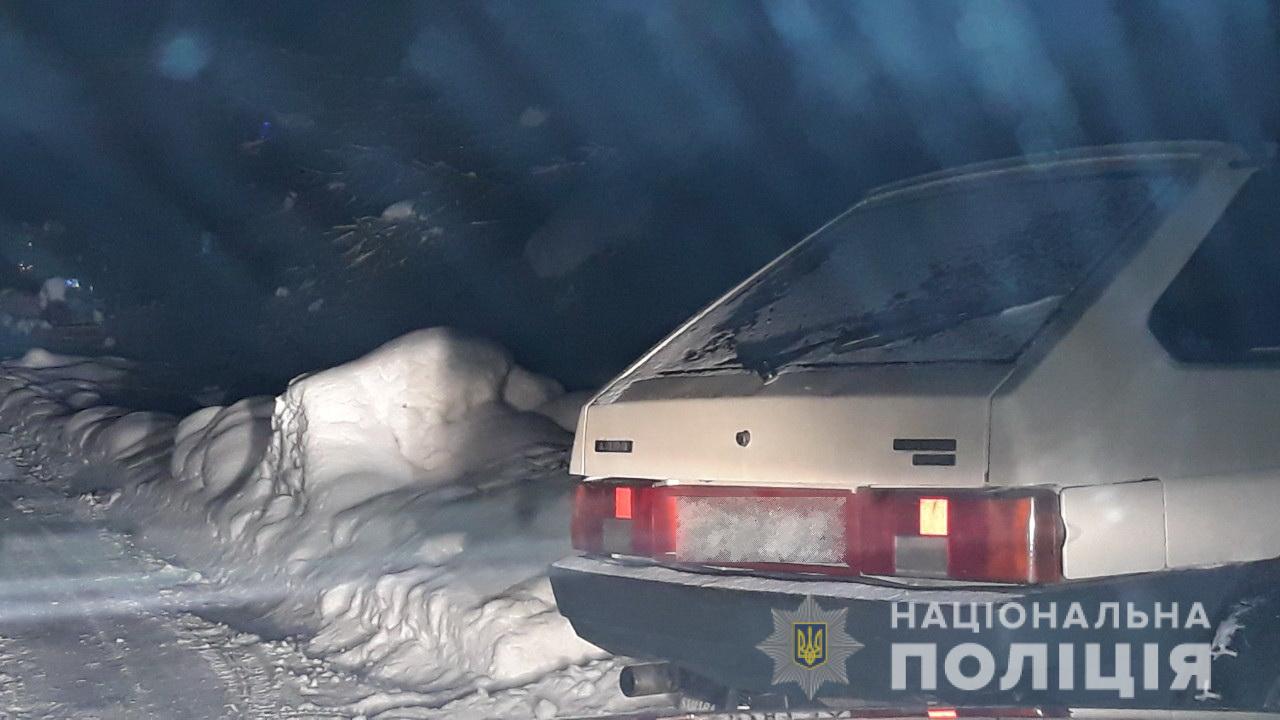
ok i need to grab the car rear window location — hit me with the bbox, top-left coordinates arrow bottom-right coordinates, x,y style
624,163 -> 1195,383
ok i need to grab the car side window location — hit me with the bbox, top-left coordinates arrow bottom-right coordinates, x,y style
1149,170 -> 1280,363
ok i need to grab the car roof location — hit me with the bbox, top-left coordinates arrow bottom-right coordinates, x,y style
863,140 -> 1245,206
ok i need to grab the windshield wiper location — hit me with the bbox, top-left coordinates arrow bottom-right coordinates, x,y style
743,307 -> 998,381
746,325 -> 895,381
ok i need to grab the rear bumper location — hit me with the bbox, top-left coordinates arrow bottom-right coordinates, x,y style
550,555 -> 1280,711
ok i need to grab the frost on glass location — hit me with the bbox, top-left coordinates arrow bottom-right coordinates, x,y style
622,169 -> 1188,387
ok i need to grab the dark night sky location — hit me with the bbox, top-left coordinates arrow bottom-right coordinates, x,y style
0,1 -> 1276,396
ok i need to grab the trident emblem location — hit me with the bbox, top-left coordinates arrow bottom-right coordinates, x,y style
794,622 -> 827,668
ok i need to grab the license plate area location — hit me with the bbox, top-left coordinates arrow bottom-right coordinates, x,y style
673,494 -> 847,565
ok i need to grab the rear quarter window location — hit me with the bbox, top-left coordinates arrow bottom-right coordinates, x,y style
1149,170 -> 1280,363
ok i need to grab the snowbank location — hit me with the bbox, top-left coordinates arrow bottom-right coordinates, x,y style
0,329 -> 644,718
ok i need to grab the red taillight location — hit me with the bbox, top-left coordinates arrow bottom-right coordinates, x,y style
570,483 -> 613,554
854,489 -> 1061,584
571,482 -> 1062,584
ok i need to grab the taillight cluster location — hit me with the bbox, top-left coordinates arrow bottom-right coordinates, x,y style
571,482 -> 1062,584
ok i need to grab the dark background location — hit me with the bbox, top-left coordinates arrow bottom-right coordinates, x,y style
0,0 -> 1276,397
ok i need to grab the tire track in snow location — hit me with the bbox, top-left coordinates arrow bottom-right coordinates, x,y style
0,473 -> 333,719
0,481 -> 226,718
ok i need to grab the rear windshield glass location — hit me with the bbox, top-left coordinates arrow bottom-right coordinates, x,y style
628,165 -> 1193,381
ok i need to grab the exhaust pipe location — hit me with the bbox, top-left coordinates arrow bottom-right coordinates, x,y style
619,662 -> 678,697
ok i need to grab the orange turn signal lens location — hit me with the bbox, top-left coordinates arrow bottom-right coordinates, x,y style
614,486 -> 634,520
919,497 -> 949,536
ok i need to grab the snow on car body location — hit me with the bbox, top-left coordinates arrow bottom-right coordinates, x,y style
550,142 -> 1280,714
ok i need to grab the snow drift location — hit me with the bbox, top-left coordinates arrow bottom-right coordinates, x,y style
0,329 -> 646,718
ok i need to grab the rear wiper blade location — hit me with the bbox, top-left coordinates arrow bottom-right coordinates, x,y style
749,326 -> 892,381
748,310 -> 987,380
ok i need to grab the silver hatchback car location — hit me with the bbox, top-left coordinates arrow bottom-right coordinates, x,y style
552,141 -> 1280,716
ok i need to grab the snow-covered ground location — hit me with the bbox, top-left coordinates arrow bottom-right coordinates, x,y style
0,329 -> 663,719
0,461 -> 368,718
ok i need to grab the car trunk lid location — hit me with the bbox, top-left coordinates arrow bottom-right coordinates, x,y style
572,363 -> 1007,488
